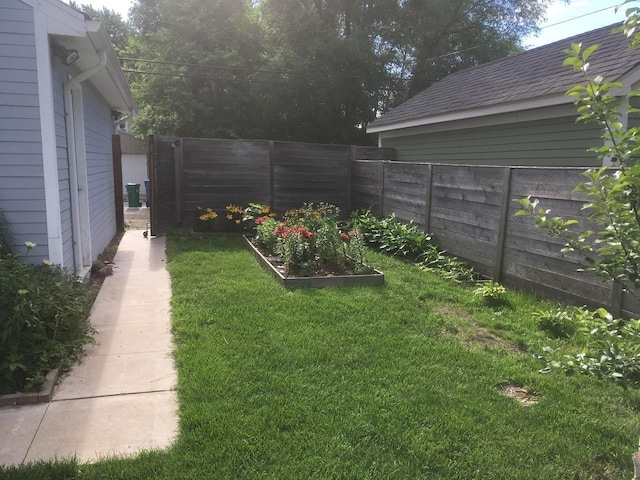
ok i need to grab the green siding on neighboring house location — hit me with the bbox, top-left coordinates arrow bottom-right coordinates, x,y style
381,115 -> 602,167
628,95 -> 640,130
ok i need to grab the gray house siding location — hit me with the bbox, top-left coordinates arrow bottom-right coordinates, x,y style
83,83 -> 115,258
382,115 -> 602,167
52,64 -> 74,269
0,0 -> 48,262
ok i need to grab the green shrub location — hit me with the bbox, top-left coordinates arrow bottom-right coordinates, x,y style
0,248 -> 93,394
417,247 -> 475,283
353,210 -> 474,282
254,216 -> 279,252
535,306 -> 579,339
534,307 -> 640,387
354,210 -> 429,259
473,281 -> 507,305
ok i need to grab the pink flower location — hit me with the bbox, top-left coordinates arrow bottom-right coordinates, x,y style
274,224 -> 288,237
256,216 -> 268,225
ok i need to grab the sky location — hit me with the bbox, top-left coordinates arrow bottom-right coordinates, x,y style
72,0 -> 629,50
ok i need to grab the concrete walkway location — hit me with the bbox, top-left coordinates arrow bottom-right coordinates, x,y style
0,230 -> 178,466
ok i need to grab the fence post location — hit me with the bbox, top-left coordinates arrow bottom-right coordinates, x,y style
424,163 -> 433,233
379,161 -> 386,217
493,167 -> 512,281
173,138 -> 184,225
347,146 -> 356,215
610,282 -> 623,318
268,141 -> 275,209
112,134 -> 124,233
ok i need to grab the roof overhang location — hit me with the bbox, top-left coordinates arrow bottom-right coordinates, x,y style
367,93 -> 574,134
22,0 -> 137,114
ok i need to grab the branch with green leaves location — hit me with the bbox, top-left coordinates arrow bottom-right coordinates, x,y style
515,34 -> 640,299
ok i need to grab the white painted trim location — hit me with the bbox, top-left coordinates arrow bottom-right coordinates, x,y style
21,0 -> 87,36
64,51 -> 107,273
70,86 -> 92,267
367,93 -> 573,134
34,10 -> 63,266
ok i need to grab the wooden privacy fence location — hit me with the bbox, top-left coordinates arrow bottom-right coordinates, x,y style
148,135 -> 638,317
148,135 -> 392,235
352,161 -> 640,318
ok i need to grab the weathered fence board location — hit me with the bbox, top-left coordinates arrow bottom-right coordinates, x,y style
150,139 -> 640,317
351,160 -> 639,316
352,161 -> 384,215
150,137 -> 393,232
150,135 -> 178,236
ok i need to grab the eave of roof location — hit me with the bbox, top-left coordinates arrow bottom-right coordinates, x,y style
22,0 -> 137,114
368,22 -> 640,134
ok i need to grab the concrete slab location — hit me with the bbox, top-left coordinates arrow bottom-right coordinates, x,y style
0,403 -> 48,466
84,321 -> 173,356
25,391 -> 178,464
54,351 -> 176,401
87,299 -> 171,326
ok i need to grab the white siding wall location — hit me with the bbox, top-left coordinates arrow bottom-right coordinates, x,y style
381,115 -> 602,167
82,82 -> 116,259
0,0 -> 48,262
122,153 -> 148,199
52,64 -> 74,268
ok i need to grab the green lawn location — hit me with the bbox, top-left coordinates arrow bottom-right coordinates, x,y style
2,232 -> 640,479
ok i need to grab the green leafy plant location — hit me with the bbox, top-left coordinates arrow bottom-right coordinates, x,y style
243,203 -> 276,233
534,307 -> 640,387
417,247 -> 475,283
515,36 -> 640,299
274,224 -> 315,276
353,210 -> 474,282
254,215 -> 279,252
473,281 -> 507,305
0,242 -> 93,393
355,210 -> 430,259
534,306 -> 579,339
253,203 -> 373,277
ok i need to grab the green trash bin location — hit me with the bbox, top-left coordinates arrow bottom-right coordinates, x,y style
126,183 -> 140,207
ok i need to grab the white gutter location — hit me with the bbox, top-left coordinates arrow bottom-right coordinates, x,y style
63,50 -> 107,274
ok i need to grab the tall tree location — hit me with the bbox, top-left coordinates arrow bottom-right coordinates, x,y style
125,0 -> 264,138
125,0 -> 557,142
69,2 -> 131,54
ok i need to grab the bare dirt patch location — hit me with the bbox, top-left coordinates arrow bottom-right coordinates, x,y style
499,384 -> 540,407
435,304 -> 524,354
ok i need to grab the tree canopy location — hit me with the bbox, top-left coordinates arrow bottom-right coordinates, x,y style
86,0 -> 558,143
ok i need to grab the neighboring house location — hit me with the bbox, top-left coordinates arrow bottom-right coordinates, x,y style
119,132 -> 148,201
368,23 -> 640,166
0,0 -> 136,274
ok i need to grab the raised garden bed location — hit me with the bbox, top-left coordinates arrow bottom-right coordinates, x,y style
243,236 -> 384,288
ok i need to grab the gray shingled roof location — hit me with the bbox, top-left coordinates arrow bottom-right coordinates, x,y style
369,23 -> 640,129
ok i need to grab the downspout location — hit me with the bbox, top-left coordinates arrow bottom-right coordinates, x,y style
63,50 -> 107,274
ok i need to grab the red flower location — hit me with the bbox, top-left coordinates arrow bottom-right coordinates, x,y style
290,226 -> 313,240
274,224 -> 288,237
256,216 -> 268,225
341,231 -> 356,241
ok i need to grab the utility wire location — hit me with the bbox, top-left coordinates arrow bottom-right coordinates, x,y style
540,3 -> 624,29
118,45 -> 479,81
121,68 -> 409,91
119,3 -> 624,85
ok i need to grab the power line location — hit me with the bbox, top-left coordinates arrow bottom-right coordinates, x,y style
118,46 -> 480,83
122,68 -> 409,91
540,3 -> 623,30
119,57 -> 390,80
